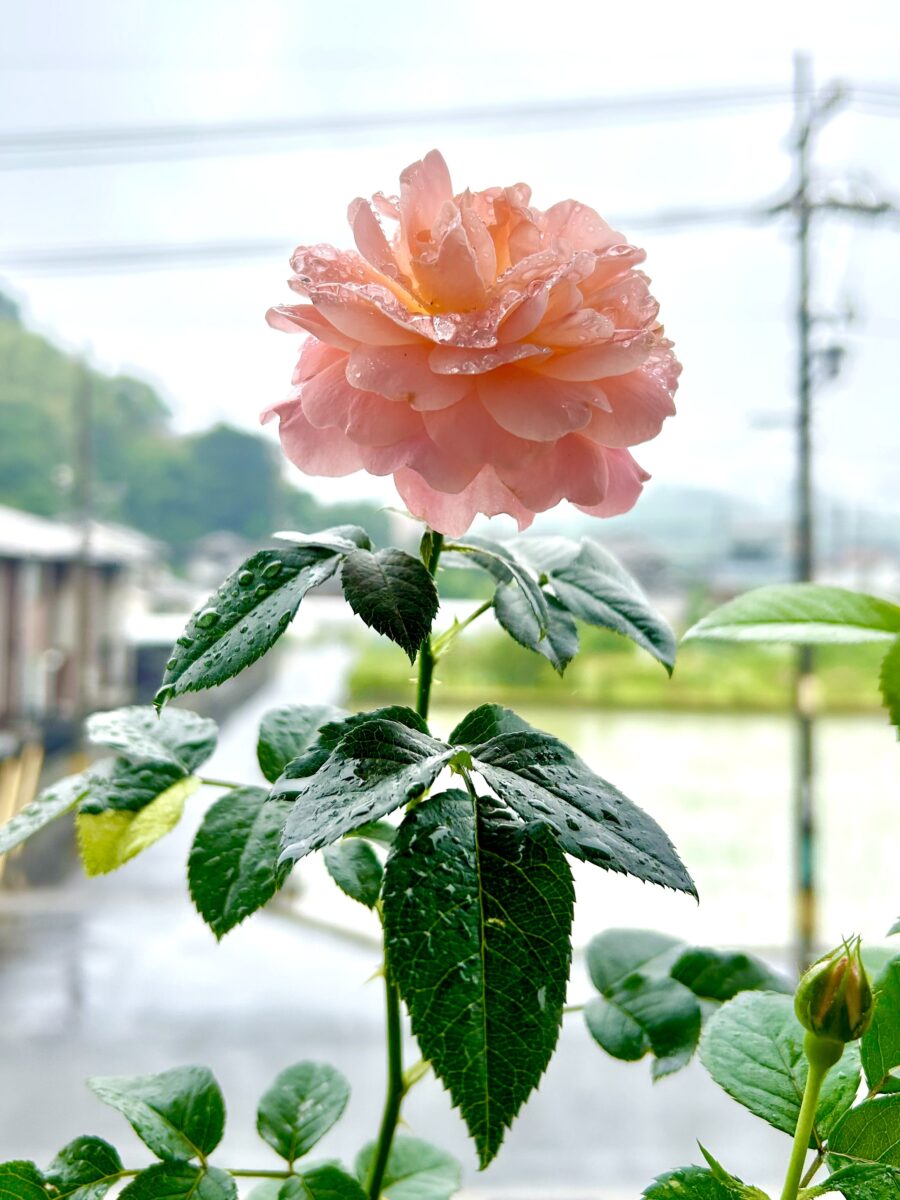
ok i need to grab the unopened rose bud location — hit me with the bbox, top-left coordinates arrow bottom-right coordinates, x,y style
795,937 -> 874,1046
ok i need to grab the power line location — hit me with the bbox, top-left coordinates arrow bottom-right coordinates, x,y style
0,86 -> 796,172
0,206 -> 776,275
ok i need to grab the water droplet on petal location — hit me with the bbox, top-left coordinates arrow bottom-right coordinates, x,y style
238,570 -> 254,587
262,560 -> 283,580
197,608 -> 219,628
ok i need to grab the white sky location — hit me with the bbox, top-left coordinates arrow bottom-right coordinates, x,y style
1,0 -> 898,517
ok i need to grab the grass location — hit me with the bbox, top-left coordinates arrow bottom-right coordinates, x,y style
347,619 -> 887,715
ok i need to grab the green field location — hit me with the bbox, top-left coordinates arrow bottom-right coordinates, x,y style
347,620 -> 887,715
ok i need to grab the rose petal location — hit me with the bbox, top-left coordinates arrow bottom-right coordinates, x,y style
412,203 -> 487,311
300,358 -> 356,429
543,200 -> 619,252
394,465 -> 535,537
399,150 -> 454,245
582,366 -> 677,449
530,334 -> 653,381
262,401 -> 363,476
476,367 -> 597,440
574,449 -> 649,517
310,291 -> 424,346
346,392 -> 424,446
497,434 -> 609,511
348,198 -> 402,280
266,304 -> 358,352
294,338 -> 347,383
422,393 -> 539,470
428,342 -> 549,375
347,344 -> 470,409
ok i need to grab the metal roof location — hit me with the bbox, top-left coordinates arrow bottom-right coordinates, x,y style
0,505 -> 159,565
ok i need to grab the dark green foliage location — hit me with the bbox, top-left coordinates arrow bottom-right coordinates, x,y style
0,1162 -> 49,1200
279,1167 -> 366,1200
323,840 -> 383,908
828,1095 -> 900,1167
86,708 -> 217,773
118,1165 -> 235,1200
670,946 -> 790,1001
88,1066 -> 225,1162
256,1063 -> 350,1164
78,761 -> 187,816
862,954 -> 900,1094
188,788 -> 293,938
44,1137 -> 123,1200
383,790 -> 574,1166
257,706 -> 346,783
355,1137 -> 461,1200
493,585 -> 578,675
158,539 -> 366,703
699,993 -> 861,1145
341,548 -> 439,663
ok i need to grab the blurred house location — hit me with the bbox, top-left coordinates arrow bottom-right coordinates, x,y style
0,505 -> 160,752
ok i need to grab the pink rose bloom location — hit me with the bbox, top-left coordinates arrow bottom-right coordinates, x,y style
264,150 -> 680,537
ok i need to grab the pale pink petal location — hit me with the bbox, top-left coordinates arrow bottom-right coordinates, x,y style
476,368 -> 597,440
266,304 -> 358,352
582,366 -> 677,448
539,307 -> 616,347
543,200 -> 619,252
347,345 -> 470,409
496,283 -> 550,343
394,465 -> 535,537
300,359 -> 356,429
359,436 -> 480,494
345,392 -> 424,446
422,394 -> 540,470
497,434 -> 609,511
399,150 -> 454,244
294,338 -> 347,383
428,342 -> 549,375
574,449 -> 649,518
530,333 -> 654,381
310,292 -> 424,346
411,203 -> 486,311
458,191 -> 498,287
261,401 -> 363,476
348,198 -> 403,280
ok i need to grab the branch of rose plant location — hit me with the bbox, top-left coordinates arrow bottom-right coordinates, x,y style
797,1071 -> 895,1188
115,1168 -> 297,1180
430,598 -> 493,658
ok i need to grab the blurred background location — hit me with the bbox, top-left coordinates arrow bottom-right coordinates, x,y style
1,1 -> 898,1195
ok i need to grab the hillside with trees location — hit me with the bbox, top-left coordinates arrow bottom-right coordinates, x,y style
0,292 -> 390,555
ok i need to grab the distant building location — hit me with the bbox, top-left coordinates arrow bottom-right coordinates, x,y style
0,506 -> 160,748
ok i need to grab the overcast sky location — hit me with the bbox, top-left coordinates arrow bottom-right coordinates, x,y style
1,0 -> 899,519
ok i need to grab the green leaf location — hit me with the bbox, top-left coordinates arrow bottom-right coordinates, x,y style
447,536 -> 549,637
344,820 -> 396,848
256,1062 -> 350,1164
671,947 -> 791,1001
118,1165 -> 235,1200
77,777 -> 199,876
0,1162 -> 48,1200
829,1095 -> 900,1166
86,707 -> 217,773
78,760 -> 188,815
383,789 -> 574,1168
323,840 -> 383,908
45,1138 -> 123,1200
684,584 -> 900,645
700,992 -> 861,1145
890,919 -> 900,938
880,638 -> 900,736
280,1167 -> 367,1200
272,526 -> 373,555
585,975 -> 701,1075
586,929 -> 684,992
493,584 -> 579,675
88,1066 -> 225,1161
355,1136 -> 461,1200
810,1162 -> 900,1198
643,1163 -> 767,1200
544,540 -> 676,673
340,548 -> 439,663
258,705 -> 346,783
188,787 -> 292,938
0,772 -> 91,856
275,719 -> 452,864
447,706 -> 534,744
862,955 -> 900,1095
314,707 -> 430,751
452,706 -> 695,895
157,542 -> 349,705
509,535 -> 581,575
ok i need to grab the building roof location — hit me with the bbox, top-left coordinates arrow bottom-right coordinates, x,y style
0,506 -> 159,565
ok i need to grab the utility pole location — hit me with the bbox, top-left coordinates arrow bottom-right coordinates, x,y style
73,360 -> 94,750
790,54 -> 818,974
